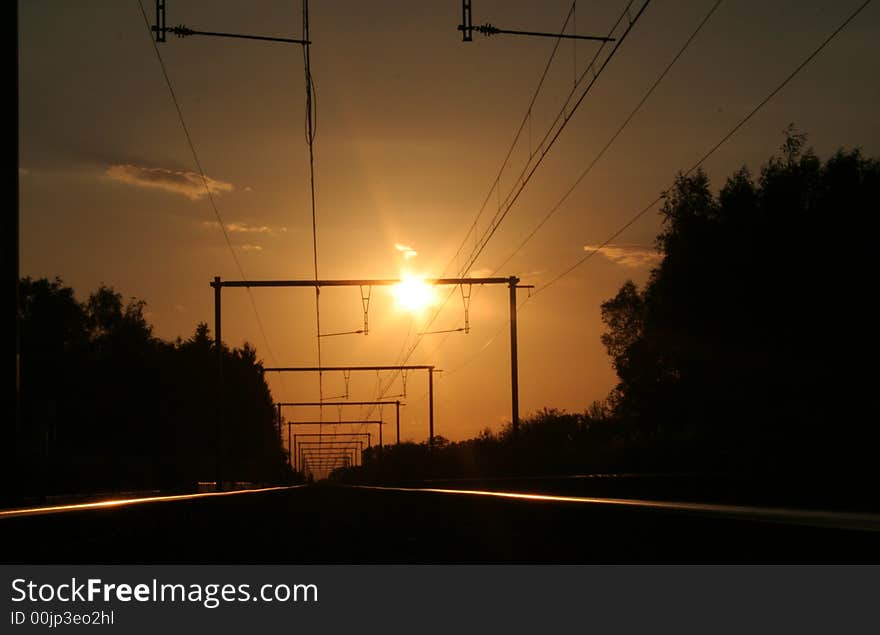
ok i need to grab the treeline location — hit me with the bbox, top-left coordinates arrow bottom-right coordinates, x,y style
18,278 -> 292,497
338,405 -> 641,482
598,132 -> 878,479
339,403 -> 721,483
338,131 -> 880,496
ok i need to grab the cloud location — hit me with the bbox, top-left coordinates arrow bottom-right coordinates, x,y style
467,268 -> 494,278
583,243 -> 662,268
240,244 -> 263,252
395,243 -> 418,260
105,164 -> 233,200
202,221 -> 274,234
227,222 -> 272,234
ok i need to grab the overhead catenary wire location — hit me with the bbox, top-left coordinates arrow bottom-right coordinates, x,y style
398,3 -> 620,354
447,0 -> 647,328
367,1 -> 653,416
302,0 -> 324,421
135,0 -> 281,372
449,0 -> 720,338
491,0 -> 724,276
472,2 -> 640,256
442,1 -> 578,279
458,0 -> 652,279
436,0 -> 875,396
378,3 -> 583,401
532,0 -> 875,299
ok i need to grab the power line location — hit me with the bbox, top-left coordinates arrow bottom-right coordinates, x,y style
443,1 -> 577,278
302,0 -> 325,417
424,0 -> 648,343
368,1 -> 652,416
135,0 -> 281,369
491,0 -> 724,276
381,0 -> 650,392
440,0 -> 874,391
458,0 -> 652,279
377,2 -> 581,410
533,0 -> 874,298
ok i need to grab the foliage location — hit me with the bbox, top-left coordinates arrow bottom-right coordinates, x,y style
599,130 -> 879,475
18,280 -> 293,496
336,405 -> 621,482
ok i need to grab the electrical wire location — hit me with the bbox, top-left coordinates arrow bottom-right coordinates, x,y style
433,0 -> 875,407
442,1 -> 578,278
302,0 -> 325,446
365,2 -> 585,414
491,0 -> 723,276
532,0 -> 874,299
136,0 -> 281,370
459,0 -> 652,279
385,2 -> 628,379
367,0 -> 653,415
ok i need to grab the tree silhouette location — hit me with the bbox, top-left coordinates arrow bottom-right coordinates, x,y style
17,280 -> 292,497
600,129 -> 879,483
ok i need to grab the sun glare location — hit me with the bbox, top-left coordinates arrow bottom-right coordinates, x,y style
392,274 -> 436,313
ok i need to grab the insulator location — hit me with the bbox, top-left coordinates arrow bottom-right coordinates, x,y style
171,25 -> 194,38
360,286 -> 372,335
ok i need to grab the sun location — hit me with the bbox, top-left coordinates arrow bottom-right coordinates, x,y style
392,274 -> 437,313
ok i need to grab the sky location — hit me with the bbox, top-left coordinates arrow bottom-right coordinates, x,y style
18,1 -> 880,458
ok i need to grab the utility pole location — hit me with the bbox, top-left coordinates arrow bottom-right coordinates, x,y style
4,1 -> 20,505
276,403 -> 282,440
265,365 -> 437,445
509,278 -> 518,434
508,278 -> 534,434
214,276 -> 223,490
461,0 -> 473,41
428,368 -> 435,444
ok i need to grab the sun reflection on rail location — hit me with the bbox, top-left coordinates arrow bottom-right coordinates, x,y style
0,485 -> 302,520
348,485 -> 880,532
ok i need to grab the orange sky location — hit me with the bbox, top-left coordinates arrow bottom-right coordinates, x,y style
19,1 -> 880,462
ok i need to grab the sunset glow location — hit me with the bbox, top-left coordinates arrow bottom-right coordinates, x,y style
392,274 -> 437,314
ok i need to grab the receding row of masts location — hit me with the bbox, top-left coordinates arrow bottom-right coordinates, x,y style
212,277 -> 529,483
152,1 -> 543,483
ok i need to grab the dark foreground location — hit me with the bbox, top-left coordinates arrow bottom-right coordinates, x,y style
2,485 -> 879,563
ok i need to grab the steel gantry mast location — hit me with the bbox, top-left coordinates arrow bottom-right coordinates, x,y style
268,367 -> 433,444
286,420 -> 386,449
212,275 -> 530,482
296,441 -> 365,471
292,433 -> 372,472
278,401 -> 404,445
